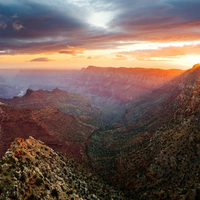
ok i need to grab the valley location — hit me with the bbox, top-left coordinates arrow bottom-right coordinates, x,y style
1,66 -> 183,125
0,64 -> 200,199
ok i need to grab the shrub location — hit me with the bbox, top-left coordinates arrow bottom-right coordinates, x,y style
51,188 -> 59,199
0,187 -> 3,194
35,178 -> 43,186
3,172 -> 8,176
27,194 -> 38,200
45,184 -> 49,190
20,164 -> 24,171
67,190 -> 73,195
20,173 -> 26,182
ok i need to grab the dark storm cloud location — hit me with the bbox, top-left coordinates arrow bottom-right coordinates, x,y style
0,0 -> 115,54
0,1 -> 86,39
0,1 -> 90,54
1,0 -> 200,55
108,0 -> 200,41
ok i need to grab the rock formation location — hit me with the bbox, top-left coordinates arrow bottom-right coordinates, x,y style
0,136 -> 126,199
75,66 -> 183,103
0,104 -> 96,162
0,88 -> 101,125
0,88 -> 95,117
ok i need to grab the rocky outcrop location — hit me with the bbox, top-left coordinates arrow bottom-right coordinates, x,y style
0,104 -> 96,162
0,88 -> 94,117
0,137 -> 126,199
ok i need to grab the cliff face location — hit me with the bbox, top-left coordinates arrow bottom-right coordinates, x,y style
0,88 -> 94,117
87,65 -> 200,199
0,105 -> 96,162
74,66 -> 183,103
12,67 -> 183,104
123,65 -> 200,127
0,88 -> 101,126
66,66 -> 183,124
0,137 -> 126,200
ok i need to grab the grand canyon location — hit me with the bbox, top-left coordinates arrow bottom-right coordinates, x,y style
1,0 -> 200,199
0,64 -> 200,199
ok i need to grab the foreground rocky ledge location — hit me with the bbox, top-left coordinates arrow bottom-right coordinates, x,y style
0,136 -> 126,200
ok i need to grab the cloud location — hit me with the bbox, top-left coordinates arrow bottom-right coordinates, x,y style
30,57 -> 52,62
0,22 -> 7,29
0,0 -> 200,56
59,46 -> 85,56
108,0 -> 200,42
11,13 -> 18,18
113,54 -> 127,60
119,43 -> 200,61
12,21 -> 24,31
87,56 -> 92,59
0,1 -> 88,38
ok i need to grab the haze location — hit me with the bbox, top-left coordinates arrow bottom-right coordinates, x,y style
0,0 -> 200,70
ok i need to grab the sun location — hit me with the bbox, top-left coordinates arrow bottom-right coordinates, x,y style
87,11 -> 114,28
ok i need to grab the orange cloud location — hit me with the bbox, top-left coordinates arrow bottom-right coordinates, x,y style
59,46 -> 85,56
119,44 -> 200,61
87,56 -> 92,59
114,54 -> 127,60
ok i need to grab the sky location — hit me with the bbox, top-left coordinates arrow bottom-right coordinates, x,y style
0,0 -> 200,70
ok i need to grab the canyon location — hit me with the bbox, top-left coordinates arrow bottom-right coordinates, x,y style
87,64 -> 200,199
5,66 -> 183,124
1,65 -> 200,199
